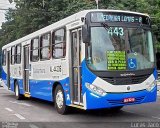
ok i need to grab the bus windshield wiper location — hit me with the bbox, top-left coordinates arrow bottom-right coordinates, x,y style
101,22 -> 109,30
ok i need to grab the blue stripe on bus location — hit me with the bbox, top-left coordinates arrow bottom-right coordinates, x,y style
1,68 -> 71,104
81,60 -> 97,83
85,86 -> 157,109
153,68 -> 158,79
1,65 -> 157,109
1,68 -> 7,85
81,62 -> 157,109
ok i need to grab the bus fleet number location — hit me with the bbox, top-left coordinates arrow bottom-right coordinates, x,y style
108,27 -> 124,36
50,66 -> 62,72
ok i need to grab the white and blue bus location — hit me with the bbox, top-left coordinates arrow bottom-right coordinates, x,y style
1,9 -> 157,114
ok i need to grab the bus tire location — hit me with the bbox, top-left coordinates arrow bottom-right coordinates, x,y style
15,81 -> 23,100
54,85 -> 68,114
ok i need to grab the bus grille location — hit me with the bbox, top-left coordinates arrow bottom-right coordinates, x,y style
102,75 -> 150,85
107,96 -> 145,106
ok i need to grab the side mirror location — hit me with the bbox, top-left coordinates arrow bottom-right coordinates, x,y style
82,25 -> 90,43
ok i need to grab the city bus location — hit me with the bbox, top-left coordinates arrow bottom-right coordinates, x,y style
1,9 -> 157,114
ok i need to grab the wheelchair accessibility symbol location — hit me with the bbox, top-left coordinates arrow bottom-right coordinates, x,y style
128,58 -> 137,70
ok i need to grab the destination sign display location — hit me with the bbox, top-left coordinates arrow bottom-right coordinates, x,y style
91,12 -> 149,24
107,51 -> 127,70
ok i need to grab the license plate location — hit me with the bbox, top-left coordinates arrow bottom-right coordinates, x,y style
123,98 -> 135,103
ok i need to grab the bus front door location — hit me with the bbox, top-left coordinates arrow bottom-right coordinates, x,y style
23,45 -> 30,95
6,51 -> 10,89
71,29 -> 83,105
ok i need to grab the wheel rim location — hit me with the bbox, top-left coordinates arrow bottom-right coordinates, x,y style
15,84 -> 19,97
56,90 -> 64,109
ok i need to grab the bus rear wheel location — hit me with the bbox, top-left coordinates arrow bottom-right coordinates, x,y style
15,81 -> 23,100
54,85 -> 68,114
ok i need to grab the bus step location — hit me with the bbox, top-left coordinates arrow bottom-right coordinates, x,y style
24,93 -> 31,98
70,104 -> 84,109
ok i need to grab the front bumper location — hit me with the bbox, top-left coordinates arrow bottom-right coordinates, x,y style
85,86 -> 157,110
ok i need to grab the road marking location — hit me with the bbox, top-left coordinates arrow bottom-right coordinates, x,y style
14,114 -> 25,120
9,101 -> 31,107
5,107 -> 26,120
29,124 -> 40,128
152,116 -> 160,120
5,108 -> 13,112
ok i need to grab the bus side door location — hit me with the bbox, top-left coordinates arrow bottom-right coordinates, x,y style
70,28 -> 82,105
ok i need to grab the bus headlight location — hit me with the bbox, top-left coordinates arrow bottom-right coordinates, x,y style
85,83 -> 107,96
146,80 -> 157,91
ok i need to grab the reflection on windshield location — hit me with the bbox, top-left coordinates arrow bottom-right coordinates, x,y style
87,27 -> 154,71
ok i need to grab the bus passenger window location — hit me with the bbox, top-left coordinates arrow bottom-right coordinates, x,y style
52,28 -> 66,58
31,38 -> 39,62
15,44 -> 21,64
2,49 -> 6,66
11,46 -> 15,65
40,33 -> 51,60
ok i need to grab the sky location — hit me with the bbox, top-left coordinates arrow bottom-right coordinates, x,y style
0,0 -> 15,28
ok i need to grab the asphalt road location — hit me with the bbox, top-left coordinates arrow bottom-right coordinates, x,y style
0,87 -> 160,128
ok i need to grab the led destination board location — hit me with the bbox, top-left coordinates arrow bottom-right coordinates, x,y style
107,51 -> 127,70
91,12 -> 149,24
103,15 -> 142,23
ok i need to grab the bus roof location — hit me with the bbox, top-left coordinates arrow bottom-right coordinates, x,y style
2,9 -> 149,49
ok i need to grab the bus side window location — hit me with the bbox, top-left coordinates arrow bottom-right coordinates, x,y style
40,33 -> 51,60
15,44 -> 21,64
30,38 -> 39,62
2,49 -> 6,66
11,46 -> 15,65
52,28 -> 66,58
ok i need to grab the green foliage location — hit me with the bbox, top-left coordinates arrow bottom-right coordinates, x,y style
0,0 -> 160,48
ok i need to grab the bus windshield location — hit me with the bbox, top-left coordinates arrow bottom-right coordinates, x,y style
87,26 -> 154,71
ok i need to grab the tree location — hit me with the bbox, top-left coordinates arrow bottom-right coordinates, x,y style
0,0 -> 160,48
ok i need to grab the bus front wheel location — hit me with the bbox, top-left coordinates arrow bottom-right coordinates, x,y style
54,85 -> 68,114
